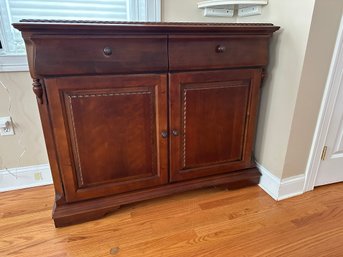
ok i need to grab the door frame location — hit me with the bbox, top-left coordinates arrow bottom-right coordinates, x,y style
304,15 -> 343,191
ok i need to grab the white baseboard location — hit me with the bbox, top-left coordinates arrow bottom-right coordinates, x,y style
0,164 -> 52,192
278,174 -> 306,200
257,163 -> 305,201
257,163 -> 280,200
0,162 -> 305,198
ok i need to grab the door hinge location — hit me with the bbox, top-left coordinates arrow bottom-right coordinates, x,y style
321,146 -> 328,161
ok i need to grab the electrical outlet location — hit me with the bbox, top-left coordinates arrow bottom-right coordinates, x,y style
0,116 -> 15,136
34,172 -> 43,181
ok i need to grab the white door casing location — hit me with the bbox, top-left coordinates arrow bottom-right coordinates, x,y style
304,15 -> 343,190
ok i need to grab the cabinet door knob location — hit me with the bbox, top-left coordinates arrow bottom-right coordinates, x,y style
103,47 -> 112,56
172,129 -> 179,136
161,131 -> 168,138
216,45 -> 226,53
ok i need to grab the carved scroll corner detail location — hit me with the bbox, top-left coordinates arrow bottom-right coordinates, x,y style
32,79 -> 43,104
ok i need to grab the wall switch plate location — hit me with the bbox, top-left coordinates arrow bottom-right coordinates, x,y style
238,5 -> 262,17
0,116 -> 15,136
204,7 -> 234,17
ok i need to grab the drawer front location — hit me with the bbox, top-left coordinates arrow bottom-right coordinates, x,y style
169,35 -> 270,71
33,35 -> 168,75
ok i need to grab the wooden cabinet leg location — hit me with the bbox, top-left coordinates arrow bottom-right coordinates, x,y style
53,204 -> 121,228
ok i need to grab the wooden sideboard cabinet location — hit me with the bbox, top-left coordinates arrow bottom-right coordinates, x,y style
14,20 -> 279,227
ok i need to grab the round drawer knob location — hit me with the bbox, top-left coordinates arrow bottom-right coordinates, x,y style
103,47 -> 112,56
216,45 -> 226,53
161,131 -> 168,139
172,129 -> 179,136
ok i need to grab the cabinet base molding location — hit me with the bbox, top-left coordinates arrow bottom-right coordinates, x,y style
53,167 -> 260,227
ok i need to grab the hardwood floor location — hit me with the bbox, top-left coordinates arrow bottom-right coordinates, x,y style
1,183 -> 343,257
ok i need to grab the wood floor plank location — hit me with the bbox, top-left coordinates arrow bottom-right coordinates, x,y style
1,183 -> 343,256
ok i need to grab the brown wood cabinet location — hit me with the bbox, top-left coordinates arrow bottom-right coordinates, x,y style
14,20 -> 279,227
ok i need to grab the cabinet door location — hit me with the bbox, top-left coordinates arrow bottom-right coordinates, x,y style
169,69 -> 262,182
45,74 -> 168,202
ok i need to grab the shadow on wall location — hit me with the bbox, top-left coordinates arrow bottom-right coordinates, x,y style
254,29 -> 282,164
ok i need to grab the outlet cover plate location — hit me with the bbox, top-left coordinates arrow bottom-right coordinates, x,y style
238,5 -> 262,17
0,116 -> 15,136
204,7 -> 234,17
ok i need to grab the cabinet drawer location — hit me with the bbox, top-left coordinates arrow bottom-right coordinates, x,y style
169,35 -> 269,71
33,35 -> 168,75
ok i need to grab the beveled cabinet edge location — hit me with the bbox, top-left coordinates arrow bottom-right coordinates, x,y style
13,20 -> 280,34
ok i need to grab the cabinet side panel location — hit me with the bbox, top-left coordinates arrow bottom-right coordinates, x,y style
36,79 -> 66,204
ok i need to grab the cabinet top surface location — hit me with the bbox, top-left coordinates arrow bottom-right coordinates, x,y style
13,19 -> 280,34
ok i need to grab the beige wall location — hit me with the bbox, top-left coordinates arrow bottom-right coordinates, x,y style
283,0 -> 343,178
235,0 -> 316,177
0,72 -> 48,169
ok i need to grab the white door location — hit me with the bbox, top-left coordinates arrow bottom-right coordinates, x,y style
315,18 -> 343,187
315,76 -> 343,186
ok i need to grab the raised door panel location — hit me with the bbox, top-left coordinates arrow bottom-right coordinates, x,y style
169,69 -> 262,182
45,74 -> 168,202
